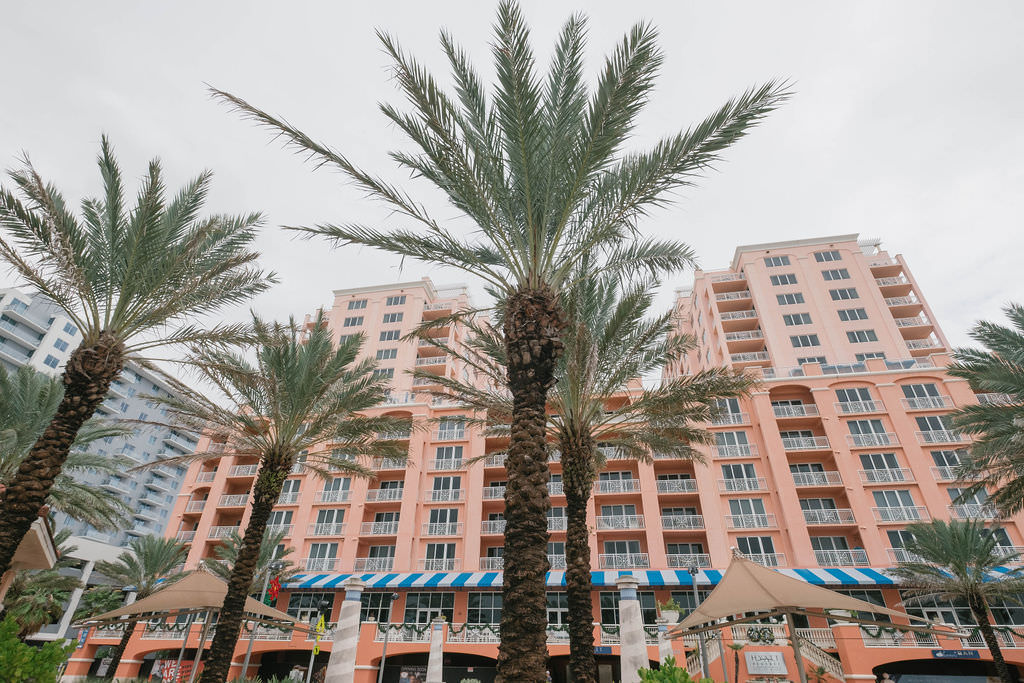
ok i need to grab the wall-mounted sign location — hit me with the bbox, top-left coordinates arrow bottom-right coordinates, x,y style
932,649 -> 981,659
746,651 -> 788,675
594,646 -> 612,654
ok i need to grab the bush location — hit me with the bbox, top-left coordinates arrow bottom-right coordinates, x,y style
638,657 -> 717,682
0,616 -> 74,682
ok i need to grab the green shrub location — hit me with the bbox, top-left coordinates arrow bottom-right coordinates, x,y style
638,657 -> 717,682
0,616 -> 74,682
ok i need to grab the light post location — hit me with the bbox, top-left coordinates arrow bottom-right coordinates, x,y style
688,566 -> 709,677
376,593 -> 400,683
305,599 -> 331,683
241,559 -> 286,678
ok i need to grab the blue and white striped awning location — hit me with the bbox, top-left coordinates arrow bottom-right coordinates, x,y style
284,567 -> 900,591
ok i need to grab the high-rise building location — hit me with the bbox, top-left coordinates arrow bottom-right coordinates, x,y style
68,245 -> 1024,682
0,286 -> 196,547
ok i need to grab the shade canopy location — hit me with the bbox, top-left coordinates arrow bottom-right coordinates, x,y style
76,569 -> 303,629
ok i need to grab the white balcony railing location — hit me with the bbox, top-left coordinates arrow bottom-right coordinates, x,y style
711,412 -> 749,426
792,471 -> 842,487
373,457 -> 406,470
308,523 -> 346,536
448,623 -> 501,643
366,488 -> 404,502
425,489 -> 464,502
304,557 -> 338,571
481,520 -> 506,534
548,481 -> 564,496
803,508 -> 855,525
772,404 -> 819,418
711,272 -> 746,283
599,553 -> 650,569
482,486 -> 506,499
433,429 -> 466,442
656,479 -> 698,494
726,514 -> 776,529
901,396 -> 953,410
277,492 -> 300,505
847,433 -> 898,448
887,548 -> 923,564
378,429 -> 412,440
906,339 -> 942,350
595,479 -> 640,494
175,530 -> 196,542
745,553 -> 785,567
917,430 -> 966,444
548,554 -> 567,569
414,357 -> 447,367
316,490 -> 351,504
876,276 -> 909,286
835,400 -> 883,414
815,549 -> 869,566
430,458 -> 464,471
731,352 -> 770,363
229,464 -> 258,477
419,558 -> 460,571
977,393 -> 1013,405
479,557 -> 504,570
661,515 -> 704,530
354,557 -> 394,572
725,330 -> 764,342
422,522 -> 464,536
718,477 -> 766,492
716,290 -> 752,301
949,504 -> 999,520
361,521 -> 400,535
885,296 -> 921,307
713,444 -> 758,458
266,524 -> 293,536
484,453 -> 507,467
185,500 -> 206,513
860,468 -> 914,483
666,553 -> 711,568
208,525 -> 238,539
196,471 -> 217,483
720,309 -> 758,320
548,517 -> 567,531
219,494 -> 248,507
873,507 -> 928,523
595,515 -> 645,530
781,436 -> 830,450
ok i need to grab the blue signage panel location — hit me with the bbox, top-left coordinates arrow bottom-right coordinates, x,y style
594,646 -> 612,655
932,649 -> 981,659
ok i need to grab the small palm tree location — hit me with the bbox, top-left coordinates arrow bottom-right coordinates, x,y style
947,303 -> 1024,514
0,529 -> 81,637
144,313 -> 408,683
808,665 -> 832,683
202,529 -> 298,594
95,535 -> 190,676
726,642 -> 744,683
889,519 -> 1024,683
73,587 -> 124,624
0,365 -> 132,530
213,4 -> 786,676
0,137 -> 274,574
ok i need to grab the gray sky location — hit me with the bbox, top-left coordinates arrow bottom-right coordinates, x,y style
2,0 -> 1022,352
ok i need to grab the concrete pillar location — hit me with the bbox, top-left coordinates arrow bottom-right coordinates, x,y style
617,575 -> 647,683
56,559 -> 96,639
324,578 -> 365,683
656,617 -> 674,664
425,616 -> 446,683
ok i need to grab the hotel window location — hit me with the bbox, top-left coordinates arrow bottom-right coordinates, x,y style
847,329 -> 878,343
931,449 -> 965,469
360,593 -> 394,623
670,589 -> 712,617
547,592 -> 569,625
763,255 -> 790,267
379,330 -> 400,341
728,498 -> 767,517
790,334 -> 820,348
849,418 -> 888,436
372,368 -> 394,379
314,508 -> 345,526
43,354 -> 60,368
404,592 -> 455,624
836,387 -> 872,403
798,356 -> 827,365
667,542 -> 705,556
343,316 -> 363,327
822,268 -> 850,281
268,510 -> 293,527
810,536 -> 849,551
347,299 -> 367,310
814,250 -> 842,262
837,308 -> 868,321
887,529 -> 915,550
916,414 -> 953,432
736,536 -> 775,556
288,592 -> 336,623
599,591 -> 657,625
53,338 -> 69,352
776,293 -> 805,305
382,312 -> 403,324
829,288 -> 859,300
63,322 -> 78,336
860,452 -> 901,474
948,487 -> 989,507
376,348 -> 398,360
715,431 -> 750,455
856,352 -> 886,361
782,313 -> 812,326
770,273 -> 798,286
468,593 -> 503,624
337,334 -> 356,344
386,295 -> 406,306
873,489 -> 916,508
434,445 -> 463,467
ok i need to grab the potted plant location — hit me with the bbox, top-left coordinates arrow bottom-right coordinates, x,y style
659,598 -> 685,624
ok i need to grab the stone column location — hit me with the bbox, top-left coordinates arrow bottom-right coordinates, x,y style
656,617 -> 674,664
617,575 -> 647,683
324,578 -> 366,683
56,559 -> 96,639
425,616 -> 446,683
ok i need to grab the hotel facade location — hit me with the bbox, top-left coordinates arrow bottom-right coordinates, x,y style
68,237 -> 1024,682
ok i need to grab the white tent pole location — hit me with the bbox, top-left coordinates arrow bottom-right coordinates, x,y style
187,611 -> 212,683
173,613 -> 195,683
785,612 -> 808,683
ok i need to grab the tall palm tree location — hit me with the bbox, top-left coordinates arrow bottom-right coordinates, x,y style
202,529 -> 298,594
212,5 -> 787,675
947,303 -> 1024,514
95,535 -> 190,677
417,277 -> 752,682
0,528 -> 82,637
889,520 -> 1024,683
0,137 -> 274,574
143,313 -> 409,683
0,365 -> 132,530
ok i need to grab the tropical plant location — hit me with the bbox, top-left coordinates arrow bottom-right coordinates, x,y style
0,616 -> 75,682
659,598 -> 685,613
808,665 -> 832,683
726,642 -> 744,683
638,656 -> 715,682
73,587 -> 125,623
212,6 -> 785,676
0,364 -> 132,530
0,529 -> 81,637
889,519 -> 1024,683
0,137 -> 274,575
141,313 -> 408,683
202,529 -> 298,594
947,303 -> 1024,514
94,535 -> 190,677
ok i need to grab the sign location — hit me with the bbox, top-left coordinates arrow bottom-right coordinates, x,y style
932,649 -> 981,659
313,614 -> 326,655
745,651 -> 788,675
594,646 -> 612,655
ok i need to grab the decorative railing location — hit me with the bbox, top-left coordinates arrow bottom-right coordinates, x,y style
792,471 -> 842,487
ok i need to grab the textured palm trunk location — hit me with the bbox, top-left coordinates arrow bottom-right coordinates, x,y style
496,286 -> 564,683
106,621 -> 137,678
971,600 -> 1013,683
561,432 -> 597,683
0,333 -> 124,576
199,459 -> 290,683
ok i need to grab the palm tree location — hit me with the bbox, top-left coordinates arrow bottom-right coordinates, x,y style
74,587 -> 124,623
0,528 -> 82,637
143,313 -> 409,683
95,535 -> 190,677
212,4 -> 787,676
418,276 -> 752,682
727,642 -> 744,683
889,519 -> 1024,683
0,364 -> 132,530
946,303 -> 1024,514
202,529 -> 298,594
0,137 -> 274,574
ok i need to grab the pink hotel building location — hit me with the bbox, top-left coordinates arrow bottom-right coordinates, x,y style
70,235 -> 1024,682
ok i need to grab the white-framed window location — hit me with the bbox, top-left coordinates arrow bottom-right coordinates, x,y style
373,368 -> 394,379
763,255 -> 790,267
837,308 -> 868,321
386,295 -> 406,306
382,312 -> 403,324
814,250 -> 841,262
791,334 -> 820,348
783,313 -> 812,326
856,352 -> 886,361
770,273 -> 798,286
360,592 -> 395,623
379,330 -> 400,341
776,293 -> 805,305
798,356 -> 827,365
43,354 -> 60,368
829,288 -> 859,301
343,316 -> 363,327
63,322 -> 77,336
347,299 -> 367,310
376,348 -> 398,360
54,338 -> 69,351
736,536 -> 775,554
822,268 -> 850,281
847,329 -> 878,343
468,592 -> 503,624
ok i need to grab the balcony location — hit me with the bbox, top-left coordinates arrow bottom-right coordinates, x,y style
100,479 -> 131,496
713,444 -> 758,458
175,531 -> 196,543
598,553 -> 650,569
887,548 -> 922,564
361,521 -> 399,535
276,492 -> 300,505
720,309 -> 758,322
772,404 -> 819,419
548,450 -> 562,463
422,522 -> 463,536
548,517 -> 567,531
305,557 -> 338,571
414,356 -> 447,367
480,557 -> 504,570
594,479 -> 640,494
726,514 -> 775,529
308,523 -> 346,536
715,290 -> 752,302
781,436 -> 830,451
895,316 -> 931,328
481,486 -> 506,500
366,488 -> 404,502
548,554 -> 567,569
802,508 -> 855,525
595,515 -> 645,530
666,553 -> 711,568
860,468 -> 914,484
718,477 -> 766,492
218,494 -> 248,507
710,412 -> 749,426
949,504 -> 998,520
724,330 -> 764,342
901,396 -> 953,410
316,490 -> 352,504
846,433 -> 898,448
916,430 -> 966,444
419,558 -> 460,571
229,464 -> 258,477
885,296 -> 921,307
373,457 -> 406,470
744,553 -> 785,567
977,393 -> 1013,405
835,400 -> 883,414
656,479 -> 698,494
484,453 -> 507,467
424,301 -> 453,312
816,549 -> 869,567
430,458 -> 464,471
548,481 -> 564,496
661,514 -> 704,530
876,275 -> 910,287
196,471 -> 217,483
185,500 -> 206,513
378,429 -> 412,441
730,352 -> 770,364
481,520 -> 506,534
208,526 -> 238,539
791,471 -> 842,487
433,429 -> 466,442
266,524 -> 293,536
354,557 -> 394,572
425,489 -> 464,502
906,339 -> 943,351
873,507 -> 928,523
993,546 -> 1024,561
711,272 -> 746,283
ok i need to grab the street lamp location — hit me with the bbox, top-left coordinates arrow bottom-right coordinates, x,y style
376,592 -> 400,683
305,599 -> 331,683
241,559 -> 286,678
688,566 -> 709,677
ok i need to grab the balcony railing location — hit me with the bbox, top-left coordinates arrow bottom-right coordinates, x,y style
308,523 -> 346,536
480,557 -> 504,570
175,530 -> 196,542
711,412 -> 749,426
595,515 -> 645,530
873,506 -> 928,523
895,316 -> 930,327
666,553 -> 711,568
716,290 -> 752,301
745,553 -> 785,567
906,339 -> 942,350
185,500 -> 206,513
711,272 -> 746,283
815,549 -> 869,566
548,482 -> 564,496
277,492 -> 300,505
792,471 -> 842,487
949,504 -> 998,520
208,526 -> 238,539
316,490 -> 351,504
484,453 -> 507,467
917,430 -> 966,444
847,433 -> 898,448
482,486 -> 506,499
481,520 -> 506,534
726,514 -> 775,529
720,309 -> 758,320
887,548 -> 922,564
781,436 -> 830,451
414,357 -> 447,367
656,479 -> 698,493
548,554 -> 567,569
861,629 -> 937,648
977,393 -> 1013,405
423,522 -> 464,536
725,330 -> 764,342
772,404 -> 819,418
730,352 -> 770,363
433,429 -> 466,442
718,477 -> 766,492
834,400 -> 884,414
448,624 -> 501,644
430,458 -> 464,470
266,524 -> 293,536
860,468 -> 914,483
378,429 -> 412,440
901,396 -> 953,410
229,465 -> 258,477
361,521 -> 400,535
219,494 -> 248,507
661,514 -> 704,530
304,557 -> 338,571
885,296 -> 921,306
366,488 -> 404,502
373,623 -> 430,643
803,508 -> 855,525
548,517 -> 567,531
354,557 -> 394,572
419,558 -> 460,571
425,489 -> 464,502
373,457 -> 406,470
876,276 -> 909,287
594,479 -> 640,494
599,553 -> 650,569
993,546 -> 1024,561
713,444 -> 757,458
196,471 -> 217,483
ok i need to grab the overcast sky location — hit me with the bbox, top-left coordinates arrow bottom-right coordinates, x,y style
3,1 -> 1022,354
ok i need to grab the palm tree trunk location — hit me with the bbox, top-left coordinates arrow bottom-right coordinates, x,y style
0,334 -> 124,576
106,620 -> 137,678
970,600 -> 1014,683
561,433 -> 597,683
199,460 -> 289,683
497,286 -> 564,683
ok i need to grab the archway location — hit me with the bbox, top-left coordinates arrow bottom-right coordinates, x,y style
873,658 -> 1022,682
377,652 -> 497,683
